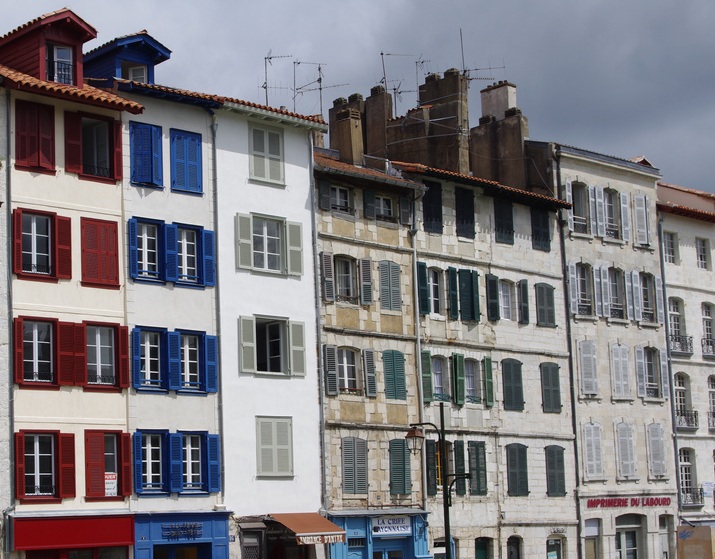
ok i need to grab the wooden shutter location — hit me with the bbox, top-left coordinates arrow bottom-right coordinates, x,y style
128,218 -> 139,279
172,132 -> 186,190
288,322 -> 305,377
425,439 -> 438,496
611,344 -> 630,399
620,192 -> 631,241
635,345 -> 646,397
648,423 -> 666,477
459,269 -> 474,321
286,222 -> 303,276
15,433 -> 26,499
617,423 -> 635,478
383,350 -> 395,399
389,439 -> 410,495
131,123 -> 151,183
321,252 -> 335,302
202,229 -> 216,286
417,262 -> 429,315
655,276 -> 665,324
580,340 -> 598,396
448,267 -> 459,320
518,280 -> 529,324
363,349 -> 377,397
13,318 -> 26,384
494,199 -> 514,244
81,218 -> 100,284
85,431 -> 105,497
389,262 -> 401,310
399,195 -> 411,225
625,270 -> 634,320
318,180 -> 331,211
472,271 -> 481,319
421,350 -> 433,403
660,348 -> 670,400
633,193 -> 649,245
12,209 -> 23,275
355,438 -> 367,493
239,317 -> 256,374
118,326 -> 130,388
502,359 -> 524,411
169,433 -> 183,492
133,433 -> 144,494
64,112 -> 82,174
167,331 -> 182,390
112,119 -> 123,180
540,362 -> 561,413
483,357 -> 493,408
631,270 -> 642,321
120,433 -> 132,497
38,103 -> 55,169
150,125 -> 162,185
454,440 -> 466,495
131,328 -> 142,388
379,261 -> 391,310
545,445 -> 565,496
15,101 -> 38,167
58,433 -> 76,498
600,266 -> 610,317
186,133 -> 201,191
451,353 -> 465,405
163,224 -> 179,282
564,181 -> 574,231
207,434 -> 221,493
536,283 -> 555,326
324,345 -> 338,396
73,323 -> 86,386
507,444 -> 528,496
588,185 -> 597,236
57,322 -> 76,385
392,351 -> 406,400
205,335 -> 219,391
359,258 -> 373,305
363,190 -> 376,219
595,186 -> 606,237
584,423 -> 603,478
486,274 -> 500,321
235,214 -> 253,270
469,441 -> 487,495
342,437 -> 357,493
593,266 -> 603,317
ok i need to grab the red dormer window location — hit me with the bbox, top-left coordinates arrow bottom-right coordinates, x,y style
46,43 -> 74,85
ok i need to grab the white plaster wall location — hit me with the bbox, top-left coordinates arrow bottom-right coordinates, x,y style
216,110 -> 321,515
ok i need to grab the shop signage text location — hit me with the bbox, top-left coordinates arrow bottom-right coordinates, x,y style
161,522 -> 203,540
586,497 -> 671,509
372,516 -> 411,537
297,534 -> 346,545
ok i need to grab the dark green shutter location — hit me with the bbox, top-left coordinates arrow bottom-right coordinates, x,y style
472,271 -> 481,319
494,199 -> 514,244
426,439 -> 438,496
342,437 -> 356,493
483,357 -> 494,408
536,283 -> 556,327
455,188 -> 475,239
540,362 -> 561,413
417,262 -> 429,315
546,445 -> 565,496
486,274 -> 500,321
363,349 -> 377,398
421,350 -> 433,403
469,441 -> 487,495
384,350 -> 405,400
531,207 -> 551,251
318,180 -> 331,211
448,267 -> 459,320
518,280 -> 529,324
502,359 -> 524,411
507,443 -> 528,496
452,353 -> 465,405
324,345 -> 338,396
389,439 -> 411,495
454,440 -> 466,495
459,269 -> 474,321
363,190 -> 376,219
399,195 -> 411,225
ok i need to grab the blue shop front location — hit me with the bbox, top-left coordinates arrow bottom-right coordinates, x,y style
134,512 -> 230,559
328,510 -> 430,559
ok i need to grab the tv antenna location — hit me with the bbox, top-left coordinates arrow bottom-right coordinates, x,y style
293,61 -> 347,115
459,28 -> 505,83
263,50 -> 293,106
380,51 -> 414,115
414,55 -> 431,104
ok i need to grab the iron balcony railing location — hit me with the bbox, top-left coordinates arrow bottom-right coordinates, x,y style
669,334 -> 693,355
703,338 -> 715,357
681,486 -> 705,507
708,412 -> 715,430
676,409 -> 699,429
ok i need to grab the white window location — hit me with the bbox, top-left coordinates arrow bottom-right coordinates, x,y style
180,334 -> 200,389
140,330 -> 161,387
609,267 -> 625,319
703,304 -> 714,339
183,434 -> 202,490
250,126 -> 284,183
633,193 -> 650,245
142,433 -> 163,490
375,195 -> 394,220
583,422 -> 603,478
663,232 -> 677,264
236,214 -> 302,276
498,280 -> 515,320
127,65 -> 147,82
239,316 -> 306,376
568,182 -> 590,234
573,263 -> 593,316
432,356 -> 448,399
23,320 -> 53,382
137,222 -> 159,279
22,213 -> 52,275
696,238 -> 709,270
679,448 -> 698,504
256,416 -> 293,476
579,339 -> 598,396
177,228 -> 198,283
603,188 -> 621,239
330,186 -> 351,213
465,359 -> 480,403
337,348 -> 358,392
23,433 -> 55,495
87,325 -> 115,385
668,298 -> 684,337
428,268 -> 442,314
616,422 -> 636,479
47,43 -> 73,84
640,273 -> 656,323
335,257 -> 357,303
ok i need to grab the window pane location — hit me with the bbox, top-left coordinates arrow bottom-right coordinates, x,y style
87,326 -> 115,384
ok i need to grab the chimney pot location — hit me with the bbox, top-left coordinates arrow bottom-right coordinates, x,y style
348,93 -> 363,103
370,85 -> 386,96
333,97 -> 348,108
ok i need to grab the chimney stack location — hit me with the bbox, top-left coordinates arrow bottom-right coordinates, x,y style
333,108 -> 364,165
480,81 -> 517,121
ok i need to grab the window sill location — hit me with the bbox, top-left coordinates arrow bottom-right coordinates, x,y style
601,237 -> 625,246
569,232 -> 593,241
573,314 -> 598,323
18,496 -> 62,504
173,281 -> 207,290
633,244 -> 655,253
457,234 -> 476,242
132,276 -> 166,285
637,321 -> 661,329
615,477 -> 640,484
580,394 -> 601,402
137,490 -> 170,497
376,218 -> 399,230
248,177 -> 286,189
380,308 -> 403,315
15,164 -> 57,176
330,210 -> 356,221
134,386 -> 169,393
170,187 -> 204,196
131,181 -> 164,189
80,281 -> 120,290
642,397 -> 666,405
76,173 -> 119,185
178,489 -> 211,496
255,474 -> 295,480
15,382 -> 60,390
84,385 -> 124,393
607,317 -> 630,326
536,322 -> 557,328
611,397 -> 635,403
15,272 -> 60,283
85,495 -> 127,502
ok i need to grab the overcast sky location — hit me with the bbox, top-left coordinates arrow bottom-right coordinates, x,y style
5,1 -> 715,191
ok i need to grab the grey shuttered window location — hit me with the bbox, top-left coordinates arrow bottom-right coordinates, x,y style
531,207 -> 551,251
518,279 -> 529,324
454,440 -> 466,495
421,350 -> 433,404
425,439 -> 438,496
455,187 -> 475,239
583,422 -> 603,478
502,359 -> 524,411
324,345 -> 338,396
389,439 -> 411,495
422,180 -> 443,233
535,283 -> 556,327
363,349 -> 377,398
506,443 -> 528,496
483,357 -> 494,408
540,362 -> 561,413
342,437 -> 368,494
458,269 -> 480,321
379,260 -> 401,311
417,262 -> 429,315
579,339 -> 598,396
451,353 -> 465,406
486,274 -> 500,321
545,445 -> 566,496
383,350 -> 406,400
468,441 -> 488,495
494,199 -> 514,244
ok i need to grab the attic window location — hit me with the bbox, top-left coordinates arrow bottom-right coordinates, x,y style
46,44 -> 73,85
123,63 -> 147,83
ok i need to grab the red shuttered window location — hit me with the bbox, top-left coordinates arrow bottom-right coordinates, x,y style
16,100 -> 55,171
13,209 -> 71,281
15,431 -> 75,502
81,218 -> 118,287
85,431 -> 131,499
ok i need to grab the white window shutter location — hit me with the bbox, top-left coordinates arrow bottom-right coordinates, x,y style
274,418 -> 293,475
289,321 -> 306,376
648,423 -> 666,477
620,192 -> 631,242
568,262 -> 578,313
588,185 -> 597,236
619,345 -> 630,398
236,213 -> 253,270
635,345 -> 646,397
286,221 -> 303,276
593,266 -> 603,317
584,423 -> 603,478
625,270 -> 634,320
595,186 -> 606,238
580,340 -> 598,395
617,422 -> 635,478
655,276 -> 665,324
257,417 -> 274,475
633,194 -> 649,245
660,348 -> 670,399
359,258 -> 373,305
239,316 -> 256,373
565,181 -> 574,232
610,344 -> 622,398
600,266 -> 610,318
631,270 -> 642,322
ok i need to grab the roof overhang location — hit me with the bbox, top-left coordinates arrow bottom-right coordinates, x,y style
223,101 -> 327,131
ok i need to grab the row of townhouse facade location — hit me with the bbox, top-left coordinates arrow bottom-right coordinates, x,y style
0,8 -> 714,559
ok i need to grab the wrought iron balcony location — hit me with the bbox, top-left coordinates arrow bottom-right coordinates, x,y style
708,412 -> 715,430
676,409 -> 699,430
669,334 -> 693,355
681,486 -> 705,507
573,216 -> 588,234
610,303 -> 625,319
703,338 -> 715,357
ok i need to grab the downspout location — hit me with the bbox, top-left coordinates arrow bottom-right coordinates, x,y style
554,145 -> 583,559
309,135 -> 328,513
657,215 -> 681,513
204,108 -> 225,504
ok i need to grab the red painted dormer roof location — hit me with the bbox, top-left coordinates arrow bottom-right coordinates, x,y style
0,8 -> 96,47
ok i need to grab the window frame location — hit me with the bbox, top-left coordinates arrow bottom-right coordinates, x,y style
170,129 -> 203,194
16,430 -> 75,502
129,121 -> 163,187
337,347 -> 359,393
17,317 -> 56,385
432,355 -> 449,401
249,125 -> 284,185
239,316 -> 305,376
583,422 -> 604,479
46,42 -> 74,84
14,208 -> 71,281
465,358 -> 481,403
696,237 -> 710,270
498,280 -> 515,321
235,213 -> 302,276
65,111 -> 122,182
662,232 -> 677,264
616,421 -> 636,479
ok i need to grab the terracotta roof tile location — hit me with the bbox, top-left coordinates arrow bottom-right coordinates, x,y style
0,8 -> 96,45
116,79 -> 222,104
221,95 -> 326,124
0,64 -> 143,114
314,152 -> 423,189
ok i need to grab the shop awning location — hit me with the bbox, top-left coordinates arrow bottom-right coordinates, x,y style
269,513 -> 346,545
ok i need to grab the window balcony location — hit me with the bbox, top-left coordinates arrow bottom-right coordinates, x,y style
681,486 -> 705,507
573,216 -> 588,234
708,412 -> 715,430
670,334 -> 693,355
676,409 -> 699,430
577,299 -> 593,316
702,338 -> 715,358
610,303 -> 625,319
642,309 -> 656,323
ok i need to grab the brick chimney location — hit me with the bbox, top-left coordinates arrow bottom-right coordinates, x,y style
332,108 -> 364,165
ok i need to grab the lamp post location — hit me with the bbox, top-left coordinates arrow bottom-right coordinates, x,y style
405,402 -> 454,559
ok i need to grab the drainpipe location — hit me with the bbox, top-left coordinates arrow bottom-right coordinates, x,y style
554,144 -> 583,559
657,215 -> 681,513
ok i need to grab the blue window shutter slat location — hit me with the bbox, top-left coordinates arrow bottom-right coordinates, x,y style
187,134 -> 201,192
202,229 -> 216,286
207,434 -> 221,493
417,262 -> 429,315
131,327 -> 142,388
448,267 -> 459,320
151,125 -> 163,185
205,335 -> 218,393
130,123 -> 151,183
133,432 -> 144,494
167,332 -> 181,390
171,132 -> 186,190
164,224 -> 178,282
169,433 -> 183,493
128,218 -> 139,279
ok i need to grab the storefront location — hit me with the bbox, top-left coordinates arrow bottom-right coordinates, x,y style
327,510 -> 430,559
134,512 -> 230,559
10,514 -> 134,559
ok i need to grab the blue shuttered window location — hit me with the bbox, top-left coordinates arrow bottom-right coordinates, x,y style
130,122 -> 163,187
170,129 -> 202,193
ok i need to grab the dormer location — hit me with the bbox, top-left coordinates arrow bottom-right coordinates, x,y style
83,31 -> 171,85
0,8 -> 96,86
